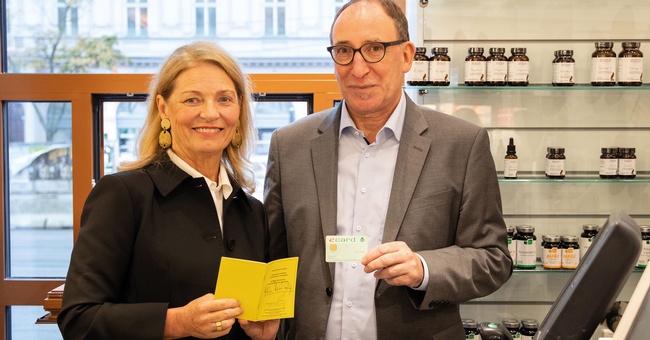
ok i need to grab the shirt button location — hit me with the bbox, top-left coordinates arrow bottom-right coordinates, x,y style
365,152 -> 370,158
361,188 -> 367,194
351,263 -> 357,268
354,131 -> 360,136
356,225 -> 362,231
347,301 -> 352,307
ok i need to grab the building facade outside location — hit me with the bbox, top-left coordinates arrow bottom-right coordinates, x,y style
6,0 -> 348,74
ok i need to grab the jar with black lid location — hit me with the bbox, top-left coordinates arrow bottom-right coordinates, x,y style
506,225 -> 516,265
617,42 -> 643,86
508,47 -> 530,86
600,147 -> 619,179
545,147 -> 566,179
561,235 -> 580,269
636,226 -> 650,268
617,147 -> 636,179
486,47 -> 508,86
430,47 -> 451,86
591,41 -> 617,86
580,224 -> 599,260
542,234 -> 562,269
462,320 -> 480,339
465,47 -> 486,86
406,47 -> 430,86
553,50 -> 575,86
515,225 -> 537,269
502,319 -> 521,338
520,319 -> 538,340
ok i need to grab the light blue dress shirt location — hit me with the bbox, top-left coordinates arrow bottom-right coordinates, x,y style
325,93 -> 430,340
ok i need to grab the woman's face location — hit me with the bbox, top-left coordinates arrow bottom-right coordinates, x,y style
157,62 -> 240,165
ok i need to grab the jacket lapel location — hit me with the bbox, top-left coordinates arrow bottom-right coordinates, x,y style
311,107 -> 341,277
382,97 -> 431,243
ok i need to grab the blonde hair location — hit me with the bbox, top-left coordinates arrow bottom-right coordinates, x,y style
119,41 -> 257,193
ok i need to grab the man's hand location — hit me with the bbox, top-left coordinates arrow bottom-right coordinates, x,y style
239,319 -> 280,340
360,241 -> 424,288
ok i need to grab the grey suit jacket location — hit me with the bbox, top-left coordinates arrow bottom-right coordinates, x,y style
265,94 -> 512,340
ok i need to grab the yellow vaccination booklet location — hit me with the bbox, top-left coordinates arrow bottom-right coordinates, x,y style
214,256 -> 299,321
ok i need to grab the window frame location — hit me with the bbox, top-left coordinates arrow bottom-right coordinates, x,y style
0,72 -> 340,338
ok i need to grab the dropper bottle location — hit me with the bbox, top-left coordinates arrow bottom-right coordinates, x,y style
504,137 -> 518,179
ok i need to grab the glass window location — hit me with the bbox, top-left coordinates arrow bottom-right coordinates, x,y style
10,306 -> 63,339
4,102 -> 73,278
264,0 -> 286,36
5,0 -> 340,74
57,0 -> 79,36
99,97 -> 148,176
126,0 -> 148,37
250,94 -> 311,200
195,0 -> 217,36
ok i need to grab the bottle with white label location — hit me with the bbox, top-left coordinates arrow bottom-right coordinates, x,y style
486,47 -> 508,86
407,47 -> 430,86
430,47 -> 451,86
515,225 -> 537,269
637,226 -> 650,268
591,41 -> 617,86
552,50 -> 575,86
508,47 -> 530,86
600,147 -> 619,179
617,42 -> 643,86
465,47 -> 486,86
545,147 -> 566,179
579,224 -> 599,260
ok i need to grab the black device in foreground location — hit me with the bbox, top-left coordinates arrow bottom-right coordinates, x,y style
535,210 -> 641,340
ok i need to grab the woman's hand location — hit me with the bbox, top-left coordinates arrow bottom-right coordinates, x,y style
164,293 -> 243,339
239,319 -> 280,340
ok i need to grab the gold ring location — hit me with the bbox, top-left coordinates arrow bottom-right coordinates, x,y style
215,321 -> 223,331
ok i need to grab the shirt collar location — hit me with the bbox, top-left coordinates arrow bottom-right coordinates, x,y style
166,149 -> 233,199
338,92 -> 406,142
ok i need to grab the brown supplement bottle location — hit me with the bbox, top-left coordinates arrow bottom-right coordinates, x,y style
504,137 -> 518,179
465,47 -> 486,86
546,147 -> 566,179
599,147 -> 618,179
430,47 -> 451,86
486,47 -> 508,86
618,147 -> 636,179
553,50 -> 575,87
591,42 -> 617,86
406,47 -> 430,86
508,47 -> 530,86
617,42 -> 643,86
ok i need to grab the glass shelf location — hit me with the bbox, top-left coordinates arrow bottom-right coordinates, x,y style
498,174 -> 650,183
512,264 -> 646,274
404,84 -> 650,91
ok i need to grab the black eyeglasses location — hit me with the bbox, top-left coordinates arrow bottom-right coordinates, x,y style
326,40 -> 405,66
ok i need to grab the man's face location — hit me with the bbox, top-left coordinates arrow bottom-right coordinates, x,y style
330,1 -> 414,118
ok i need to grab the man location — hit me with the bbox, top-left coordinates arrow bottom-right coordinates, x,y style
264,0 -> 512,339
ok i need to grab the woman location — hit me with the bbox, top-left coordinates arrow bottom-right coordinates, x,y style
58,41 -> 279,340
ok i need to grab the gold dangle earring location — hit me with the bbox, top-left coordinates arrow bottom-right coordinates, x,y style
159,118 -> 172,149
230,121 -> 242,148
